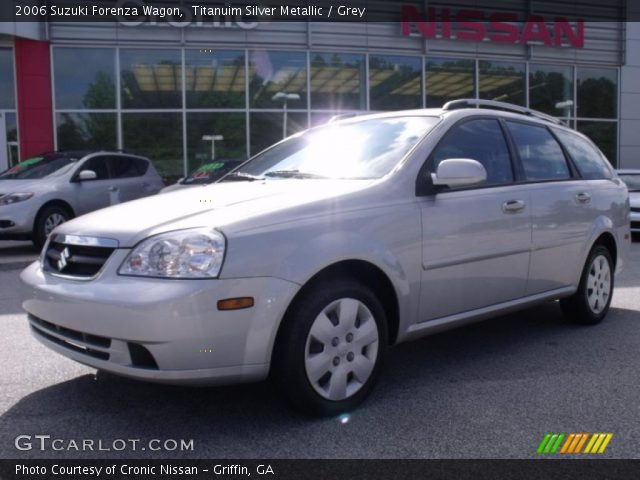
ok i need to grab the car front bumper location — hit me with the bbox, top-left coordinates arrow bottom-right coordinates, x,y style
0,201 -> 37,236
20,256 -> 300,386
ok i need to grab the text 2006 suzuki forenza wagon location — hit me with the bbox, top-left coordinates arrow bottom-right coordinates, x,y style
21,100 -> 631,416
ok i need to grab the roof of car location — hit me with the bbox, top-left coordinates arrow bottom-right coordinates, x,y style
331,99 -> 570,130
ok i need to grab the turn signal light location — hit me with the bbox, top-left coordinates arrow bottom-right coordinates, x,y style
217,297 -> 254,311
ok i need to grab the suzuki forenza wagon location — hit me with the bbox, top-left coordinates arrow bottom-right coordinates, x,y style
21,100 -> 631,416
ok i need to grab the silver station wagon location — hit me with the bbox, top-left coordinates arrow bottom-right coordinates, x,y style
21,100 -> 631,416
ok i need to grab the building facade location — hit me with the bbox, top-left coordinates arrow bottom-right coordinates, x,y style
1,4 -> 638,182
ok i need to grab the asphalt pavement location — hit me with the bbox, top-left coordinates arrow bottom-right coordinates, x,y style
0,240 -> 639,459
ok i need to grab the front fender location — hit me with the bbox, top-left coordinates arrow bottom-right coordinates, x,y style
220,204 -> 423,342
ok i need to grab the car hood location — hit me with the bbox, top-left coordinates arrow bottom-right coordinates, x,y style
158,182 -> 196,193
53,179 -> 375,247
0,179 -> 52,194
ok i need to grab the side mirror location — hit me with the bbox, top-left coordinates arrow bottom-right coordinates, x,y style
431,158 -> 487,188
76,170 -> 97,181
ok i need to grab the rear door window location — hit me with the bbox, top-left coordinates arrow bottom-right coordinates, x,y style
430,118 -> 514,186
109,156 -> 148,178
553,129 -> 613,179
506,121 -> 571,181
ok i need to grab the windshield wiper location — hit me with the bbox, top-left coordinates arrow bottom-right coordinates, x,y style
220,172 -> 265,182
264,170 -> 327,179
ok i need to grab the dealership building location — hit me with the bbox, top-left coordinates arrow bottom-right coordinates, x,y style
1,2 -> 639,181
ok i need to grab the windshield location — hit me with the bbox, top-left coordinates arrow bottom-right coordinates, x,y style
223,116 -> 438,181
619,174 -> 640,192
0,154 -> 80,180
182,159 -> 244,185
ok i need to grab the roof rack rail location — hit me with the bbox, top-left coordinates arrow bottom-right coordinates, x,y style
442,99 -> 564,125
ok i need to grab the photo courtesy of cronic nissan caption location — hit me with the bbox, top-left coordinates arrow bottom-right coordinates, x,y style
21,100 -> 631,416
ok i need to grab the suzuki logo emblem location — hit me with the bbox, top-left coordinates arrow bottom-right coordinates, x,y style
57,247 -> 70,271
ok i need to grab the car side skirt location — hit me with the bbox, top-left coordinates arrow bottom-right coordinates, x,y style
401,286 -> 576,342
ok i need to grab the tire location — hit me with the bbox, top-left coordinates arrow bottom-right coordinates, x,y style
32,205 -> 71,249
560,244 -> 614,325
274,279 -> 388,416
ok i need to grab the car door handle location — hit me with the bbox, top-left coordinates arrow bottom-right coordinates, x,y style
576,192 -> 591,203
502,200 -> 526,213
108,186 -> 118,192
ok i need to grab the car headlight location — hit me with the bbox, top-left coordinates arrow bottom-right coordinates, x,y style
119,228 -> 226,279
0,192 -> 34,205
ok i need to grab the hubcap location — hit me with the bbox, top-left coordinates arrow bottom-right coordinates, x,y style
304,297 -> 379,401
44,213 -> 66,236
586,254 -> 611,314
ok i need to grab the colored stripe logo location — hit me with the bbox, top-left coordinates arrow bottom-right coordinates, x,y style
537,433 -> 613,454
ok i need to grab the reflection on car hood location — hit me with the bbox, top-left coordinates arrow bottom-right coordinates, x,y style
158,182 -> 197,194
53,179 -> 374,247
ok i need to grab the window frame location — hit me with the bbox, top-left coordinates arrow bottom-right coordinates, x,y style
108,155 -> 149,179
551,127 -> 614,180
417,115 -> 520,195
72,154 -> 111,181
502,118 -> 581,184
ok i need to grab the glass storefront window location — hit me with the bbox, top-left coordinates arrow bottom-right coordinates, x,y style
122,113 -> 183,182
310,52 -> 365,110
120,49 -> 182,109
44,46 -> 622,179
0,48 -> 15,110
56,113 -> 117,151
185,50 -> 245,109
577,68 -> 617,118
5,112 -> 18,167
250,112 -> 307,156
529,64 -> 573,116
425,58 -> 475,108
186,112 -> 246,173
577,121 -> 617,166
249,50 -> 307,109
479,61 -> 525,106
54,48 -> 116,109
369,55 -> 422,110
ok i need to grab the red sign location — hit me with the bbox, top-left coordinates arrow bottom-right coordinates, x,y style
401,5 -> 584,48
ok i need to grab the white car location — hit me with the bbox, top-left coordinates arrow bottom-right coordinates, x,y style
21,101 -> 630,415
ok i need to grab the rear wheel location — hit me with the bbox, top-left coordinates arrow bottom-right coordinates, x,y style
274,279 -> 387,416
32,205 -> 70,249
560,245 -> 614,325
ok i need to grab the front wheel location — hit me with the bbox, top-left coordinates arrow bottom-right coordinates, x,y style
33,205 -> 70,249
560,245 -> 614,325
274,280 -> 388,416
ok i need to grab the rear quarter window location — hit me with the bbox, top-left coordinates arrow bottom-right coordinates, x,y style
553,129 -> 613,180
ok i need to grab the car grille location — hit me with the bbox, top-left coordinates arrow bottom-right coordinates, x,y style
29,314 -> 111,361
43,235 -> 118,278
631,221 -> 640,230
631,207 -> 640,213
